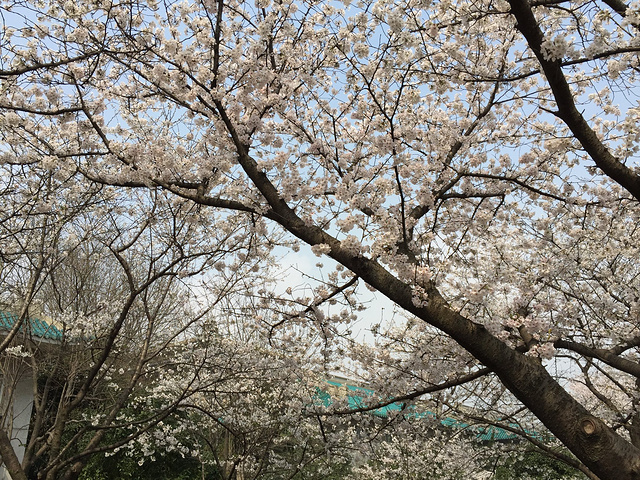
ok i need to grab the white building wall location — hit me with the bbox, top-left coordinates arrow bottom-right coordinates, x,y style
0,367 -> 34,480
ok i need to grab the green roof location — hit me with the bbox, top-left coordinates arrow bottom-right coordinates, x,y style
0,311 -> 63,341
321,379 -> 542,443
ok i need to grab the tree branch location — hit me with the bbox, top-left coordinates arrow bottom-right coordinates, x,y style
328,367 -> 492,415
508,0 -> 640,201
0,428 -> 28,480
555,339 -> 640,378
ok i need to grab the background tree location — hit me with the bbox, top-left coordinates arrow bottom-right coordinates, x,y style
75,293 -> 359,480
1,0 -> 640,478
0,166 -> 281,479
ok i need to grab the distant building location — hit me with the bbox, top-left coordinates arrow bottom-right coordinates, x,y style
0,312 -> 62,480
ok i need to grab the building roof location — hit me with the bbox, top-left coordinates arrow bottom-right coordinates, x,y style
0,311 -> 63,341
321,378 -> 544,443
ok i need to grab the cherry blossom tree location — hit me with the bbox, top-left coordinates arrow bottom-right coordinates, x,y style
1,0 -> 640,478
152,323 -> 354,480
0,159 -> 353,480
0,166 -> 281,479
81,307 -> 355,480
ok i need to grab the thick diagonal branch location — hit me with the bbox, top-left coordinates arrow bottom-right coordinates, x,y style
509,0 -> 640,202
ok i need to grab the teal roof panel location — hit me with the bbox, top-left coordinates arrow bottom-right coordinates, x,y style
321,378 -> 542,443
0,311 -> 63,341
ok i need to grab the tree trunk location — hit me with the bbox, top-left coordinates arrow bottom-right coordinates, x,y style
0,429 -> 28,480
340,247 -> 640,480
228,144 -> 640,479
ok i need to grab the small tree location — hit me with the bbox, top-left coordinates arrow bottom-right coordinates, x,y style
0,172 -> 275,479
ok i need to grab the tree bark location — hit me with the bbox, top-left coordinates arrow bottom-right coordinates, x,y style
0,429 -> 28,480
340,253 -> 640,480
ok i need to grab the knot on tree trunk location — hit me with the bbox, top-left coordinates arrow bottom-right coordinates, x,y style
577,415 -> 640,479
582,417 -> 598,436
577,415 -> 611,462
